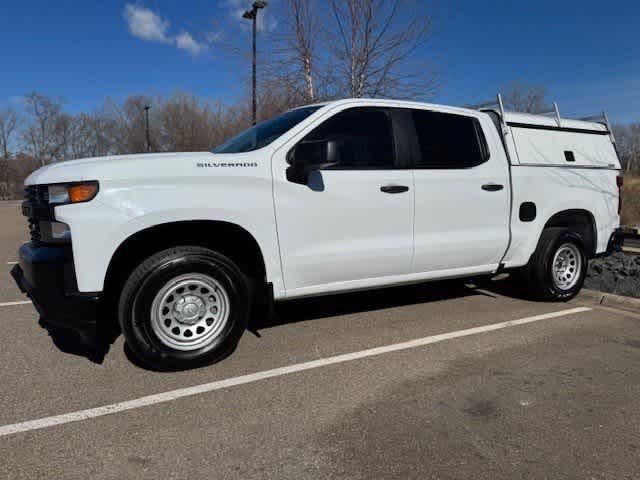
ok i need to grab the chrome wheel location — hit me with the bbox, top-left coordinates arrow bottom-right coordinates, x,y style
150,273 -> 230,351
551,243 -> 582,291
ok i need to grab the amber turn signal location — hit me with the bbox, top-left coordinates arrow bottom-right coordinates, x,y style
68,183 -> 99,203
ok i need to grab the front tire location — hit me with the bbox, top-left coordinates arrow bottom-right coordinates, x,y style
118,247 -> 249,370
521,227 -> 587,301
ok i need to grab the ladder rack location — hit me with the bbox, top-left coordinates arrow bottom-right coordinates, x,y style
465,93 -> 615,143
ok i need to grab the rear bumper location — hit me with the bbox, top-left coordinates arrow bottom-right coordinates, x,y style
11,242 -> 101,331
603,227 -> 625,256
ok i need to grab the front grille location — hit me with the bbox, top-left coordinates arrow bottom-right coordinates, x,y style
25,185 -> 49,204
28,219 -> 41,243
24,186 -> 49,244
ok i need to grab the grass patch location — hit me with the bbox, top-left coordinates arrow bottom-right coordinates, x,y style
622,176 -> 640,226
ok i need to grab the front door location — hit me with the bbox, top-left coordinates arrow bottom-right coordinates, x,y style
273,106 -> 414,296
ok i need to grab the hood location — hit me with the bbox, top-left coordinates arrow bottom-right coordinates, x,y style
24,152 -> 239,185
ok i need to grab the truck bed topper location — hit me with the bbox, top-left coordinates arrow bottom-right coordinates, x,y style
467,93 -> 620,169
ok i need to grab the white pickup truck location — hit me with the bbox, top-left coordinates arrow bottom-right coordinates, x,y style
12,97 -> 624,369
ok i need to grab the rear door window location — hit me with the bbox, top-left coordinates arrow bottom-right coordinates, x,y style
410,110 -> 487,169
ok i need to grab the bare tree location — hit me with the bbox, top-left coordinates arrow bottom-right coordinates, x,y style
63,113 -> 111,160
22,91 -> 64,166
0,108 -> 19,199
9,152 -> 40,199
50,113 -> 74,163
502,82 -> 548,113
271,0 -> 321,102
614,123 -> 640,174
158,94 -> 224,151
106,95 -> 154,154
328,0 -> 435,99
102,94 -> 254,153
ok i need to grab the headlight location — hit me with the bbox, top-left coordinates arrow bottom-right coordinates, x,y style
48,185 -> 70,204
47,181 -> 99,205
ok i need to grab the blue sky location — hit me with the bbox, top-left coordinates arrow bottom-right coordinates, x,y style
0,0 -> 638,123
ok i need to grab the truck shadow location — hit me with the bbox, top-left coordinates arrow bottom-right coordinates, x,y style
471,275 -> 538,301
37,318 -> 117,365
251,279 -> 498,332
40,275 -> 532,368
127,280 -> 500,372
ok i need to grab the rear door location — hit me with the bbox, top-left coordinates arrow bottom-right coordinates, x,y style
409,109 -> 510,274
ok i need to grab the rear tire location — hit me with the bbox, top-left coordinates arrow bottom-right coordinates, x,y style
520,227 -> 587,301
118,246 -> 249,370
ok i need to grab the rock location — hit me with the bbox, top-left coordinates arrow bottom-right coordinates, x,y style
586,252 -> 640,299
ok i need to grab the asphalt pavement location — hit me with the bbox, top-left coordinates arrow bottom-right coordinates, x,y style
2,200 -> 640,479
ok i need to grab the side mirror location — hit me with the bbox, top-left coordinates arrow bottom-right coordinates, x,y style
286,140 -> 340,185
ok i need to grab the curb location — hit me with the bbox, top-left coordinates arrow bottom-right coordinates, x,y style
578,289 -> 640,313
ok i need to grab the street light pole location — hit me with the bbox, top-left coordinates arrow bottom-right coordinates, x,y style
242,1 -> 267,126
144,105 -> 151,152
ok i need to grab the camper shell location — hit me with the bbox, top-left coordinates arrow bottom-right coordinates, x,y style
471,95 -> 620,170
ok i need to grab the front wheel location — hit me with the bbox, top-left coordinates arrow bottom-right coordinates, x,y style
118,247 -> 249,370
520,227 -> 588,301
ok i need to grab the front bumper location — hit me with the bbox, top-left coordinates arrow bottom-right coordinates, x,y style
11,242 -> 101,330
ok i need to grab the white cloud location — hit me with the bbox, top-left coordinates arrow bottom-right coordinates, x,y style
176,32 -> 203,57
124,4 -> 171,43
124,4 -> 207,57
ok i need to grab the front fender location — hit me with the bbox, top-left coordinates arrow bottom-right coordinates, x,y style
54,177 -> 282,295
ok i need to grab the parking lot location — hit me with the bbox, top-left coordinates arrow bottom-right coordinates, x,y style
1,200 -> 640,479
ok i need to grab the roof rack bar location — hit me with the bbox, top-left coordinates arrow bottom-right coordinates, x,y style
553,102 -> 562,127
497,93 -> 506,123
493,93 -> 517,164
496,93 -> 511,141
603,111 -> 615,143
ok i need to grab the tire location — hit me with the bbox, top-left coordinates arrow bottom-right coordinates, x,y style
521,227 -> 588,301
118,246 -> 249,370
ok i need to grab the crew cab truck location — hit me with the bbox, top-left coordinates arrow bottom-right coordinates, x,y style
11,97 -> 624,370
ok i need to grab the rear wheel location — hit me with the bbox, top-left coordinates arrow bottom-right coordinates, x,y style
118,246 -> 249,370
520,227 -> 587,301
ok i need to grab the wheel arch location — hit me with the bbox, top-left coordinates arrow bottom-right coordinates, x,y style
103,220 -> 268,308
542,209 -> 597,257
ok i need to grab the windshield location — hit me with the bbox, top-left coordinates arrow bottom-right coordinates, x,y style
213,106 -> 321,154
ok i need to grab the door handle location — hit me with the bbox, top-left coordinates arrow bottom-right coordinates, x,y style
380,185 -> 409,194
481,183 -> 504,192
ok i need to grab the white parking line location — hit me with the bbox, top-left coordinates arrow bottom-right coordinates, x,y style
0,306 -> 591,438
0,300 -> 31,307
7,261 -> 18,265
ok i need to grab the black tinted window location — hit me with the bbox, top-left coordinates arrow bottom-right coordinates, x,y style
302,107 -> 395,169
213,106 -> 320,153
411,110 -> 487,168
